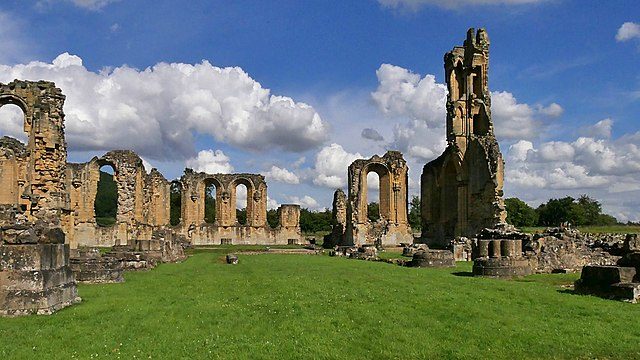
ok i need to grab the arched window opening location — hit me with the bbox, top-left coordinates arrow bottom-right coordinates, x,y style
95,164 -> 117,227
204,180 -> 217,224
367,171 -> 381,222
455,63 -> 464,100
0,103 -> 27,143
473,106 -> 489,136
473,67 -> 483,99
0,104 -> 27,206
169,181 -> 182,226
236,183 -> 248,225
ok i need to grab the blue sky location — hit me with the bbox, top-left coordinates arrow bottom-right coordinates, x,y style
1,0 -> 639,221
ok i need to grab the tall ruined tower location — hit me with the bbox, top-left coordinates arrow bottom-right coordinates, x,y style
445,28 -> 492,154
421,28 -> 506,245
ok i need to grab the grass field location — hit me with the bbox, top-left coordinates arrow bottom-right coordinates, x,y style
1,251 -> 639,359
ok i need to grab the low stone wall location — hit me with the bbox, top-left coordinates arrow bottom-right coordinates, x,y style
69,248 -> 124,284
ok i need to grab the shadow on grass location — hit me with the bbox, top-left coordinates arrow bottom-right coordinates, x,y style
451,271 -> 474,277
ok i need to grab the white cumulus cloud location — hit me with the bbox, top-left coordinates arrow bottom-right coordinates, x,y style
581,118 -> 613,139
285,195 -> 321,210
185,149 -> 234,174
616,22 -> 640,42
312,143 -> 362,188
264,166 -> 299,184
0,53 -> 328,160
371,64 -> 447,127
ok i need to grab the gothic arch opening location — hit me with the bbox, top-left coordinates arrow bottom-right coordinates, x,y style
170,180 -> 182,226
95,163 -> 117,227
450,61 -> 465,101
366,171 -> 381,222
203,178 -> 218,224
235,183 -> 248,225
0,103 -> 27,206
365,163 -> 391,223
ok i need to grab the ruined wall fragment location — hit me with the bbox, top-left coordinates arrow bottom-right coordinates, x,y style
344,151 -> 412,247
421,28 -> 507,245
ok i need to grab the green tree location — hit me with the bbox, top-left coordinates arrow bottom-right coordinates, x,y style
236,208 -> 247,225
94,170 -> 117,226
536,197 -> 575,226
408,195 -> 421,231
367,202 -> 380,222
536,195 -> 617,226
204,187 -> 216,224
299,208 -> 332,233
169,182 -> 181,226
573,195 -> 602,225
267,209 -> 279,228
505,197 -> 538,227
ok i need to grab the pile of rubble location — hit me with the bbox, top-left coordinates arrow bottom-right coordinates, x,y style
525,227 -> 620,273
329,243 -> 455,268
575,234 -> 640,302
69,229 -> 187,281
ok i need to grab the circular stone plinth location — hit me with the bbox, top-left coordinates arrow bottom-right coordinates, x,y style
473,257 -> 532,277
410,250 -> 456,268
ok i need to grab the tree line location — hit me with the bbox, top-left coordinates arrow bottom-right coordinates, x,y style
505,195 -> 618,228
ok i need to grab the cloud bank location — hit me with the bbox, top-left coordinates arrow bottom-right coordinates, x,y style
0,53 -> 329,161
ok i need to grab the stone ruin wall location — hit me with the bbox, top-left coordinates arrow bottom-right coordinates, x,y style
0,80 -> 79,316
0,80 -> 303,249
178,170 -> 302,245
65,150 -> 167,248
421,28 -> 507,246
341,151 -> 413,247
0,80 -> 69,226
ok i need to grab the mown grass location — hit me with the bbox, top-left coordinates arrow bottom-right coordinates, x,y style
1,252 -> 639,359
521,225 -> 640,234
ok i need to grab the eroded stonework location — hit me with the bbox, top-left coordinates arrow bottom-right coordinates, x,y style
177,170 -> 302,245
323,189 -> 347,248
0,78 -> 303,250
343,151 -> 412,247
0,80 -> 79,316
421,28 -> 507,246
0,80 -> 69,225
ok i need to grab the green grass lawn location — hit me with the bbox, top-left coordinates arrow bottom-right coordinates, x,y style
1,253 -> 639,359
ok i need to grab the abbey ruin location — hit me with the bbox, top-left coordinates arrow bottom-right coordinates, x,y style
2,27 -> 637,317
421,28 -> 507,246
325,151 -> 413,247
0,79 -> 303,315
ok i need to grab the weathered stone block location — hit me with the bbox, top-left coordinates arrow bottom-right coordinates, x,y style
0,243 -> 79,317
576,265 -> 636,290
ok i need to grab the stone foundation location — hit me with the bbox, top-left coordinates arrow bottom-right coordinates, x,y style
472,228 -> 532,277
472,258 -> 532,277
410,250 -> 455,268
